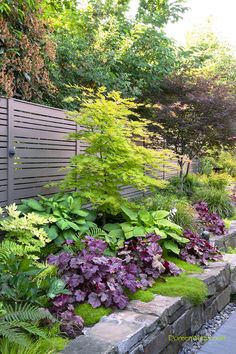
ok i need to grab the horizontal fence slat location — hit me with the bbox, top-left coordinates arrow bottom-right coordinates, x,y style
14,127 -> 71,141
15,167 -> 67,178
15,149 -> 74,158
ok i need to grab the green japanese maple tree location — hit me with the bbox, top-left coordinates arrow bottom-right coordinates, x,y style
62,88 -> 173,217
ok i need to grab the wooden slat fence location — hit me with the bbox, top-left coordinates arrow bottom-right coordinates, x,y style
0,97 -> 186,207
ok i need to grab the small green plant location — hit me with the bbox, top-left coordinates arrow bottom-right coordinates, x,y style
19,193 -> 97,246
0,204 -> 51,258
0,241 -> 69,306
150,274 -> 208,305
103,206 -> 189,254
127,290 -> 154,302
193,186 -> 234,218
74,304 -> 112,326
0,302 -> 57,348
207,173 -> 232,190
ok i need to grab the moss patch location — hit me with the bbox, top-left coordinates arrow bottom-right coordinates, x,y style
150,274 -> 208,305
74,303 -> 112,326
165,256 -> 203,274
127,289 -> 154,302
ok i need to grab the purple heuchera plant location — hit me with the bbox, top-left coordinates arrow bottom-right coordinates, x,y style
180,229 -> 222,265
118,233 -> 181,288
48,236 -> 139,332
195,202 -> 225,236
48,235 -> 181,335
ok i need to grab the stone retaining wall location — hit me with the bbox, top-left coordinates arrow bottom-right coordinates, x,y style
63,259 -> 236,354
211,221 -> 236,250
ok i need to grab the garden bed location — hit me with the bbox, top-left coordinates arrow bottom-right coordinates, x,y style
62,260 -> 235,354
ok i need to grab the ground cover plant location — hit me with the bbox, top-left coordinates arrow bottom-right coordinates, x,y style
150,274 -> 208,305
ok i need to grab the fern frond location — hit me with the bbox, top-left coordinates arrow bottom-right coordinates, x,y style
0,241 -> 26,262
9,321 -> 48,339
0,323 -> 31,347
88,227 -> 107,238
2,303 -> 54,323
34,264 -> 57,286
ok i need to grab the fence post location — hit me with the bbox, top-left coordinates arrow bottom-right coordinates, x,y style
7,98 -> 15,204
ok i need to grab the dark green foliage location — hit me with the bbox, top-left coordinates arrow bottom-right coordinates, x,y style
105,206 -> 189,254
0,241 -> 68,306
74,304 -> 112,326
150,275 -> 208,305
19,193 -> 97,247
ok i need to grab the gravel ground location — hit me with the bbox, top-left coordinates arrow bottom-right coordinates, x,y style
179,303 -> 236,354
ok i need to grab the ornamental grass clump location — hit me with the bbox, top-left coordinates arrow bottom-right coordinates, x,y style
180,229 -> 222,265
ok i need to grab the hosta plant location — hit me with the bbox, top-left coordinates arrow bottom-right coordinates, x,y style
104,206 -> 189,254
180,229 -> 222,265
19,193 -> 97,246
195,202 -> 226,236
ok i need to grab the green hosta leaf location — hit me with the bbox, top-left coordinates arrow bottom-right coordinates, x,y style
120,222 -> 134,233
47,279 -> 71,299
132,226 -> 146,236
66,221 -> 80,231
163,241 -> 180,255
69,197 -> 81,212
103,223 -> 121,232
63,229 -> 76,240
56,219 -> 70,230
72,209 -> 89,217
21,199 -> 44,212
154,228 -> 167,238
121,206 -> 138,221
166,232 -> 186,242
138,210 -> 153,226
46,225 -> 58,240
156,219 -> 182,231
152,210 -> 169,220
124,230 -> 135,239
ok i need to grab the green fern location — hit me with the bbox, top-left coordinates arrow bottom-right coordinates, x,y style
0,241 -> 26,262
0,303 -> 54,348
88,227 -> 107,238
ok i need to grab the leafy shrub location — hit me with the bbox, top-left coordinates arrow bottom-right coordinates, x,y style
104,206 -> 189,255
168,174 -> 202,196
138,194 -> 196,230
150,274 -> 208,305
193,187 -> 234,218
217,151 -> 236,177
195,202 -> 226,235
0,204 -> 51,258
19,193 -> 97,246
0,241 -> 69,307
74,304 -> 112,326
207,173 -> 232,190
198,157 -> 214,175
180,229 -> 222,265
